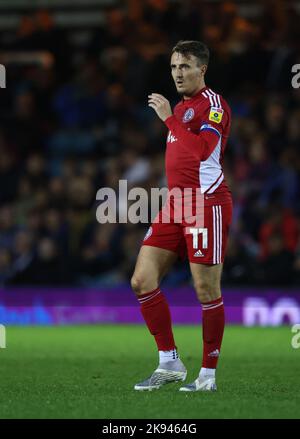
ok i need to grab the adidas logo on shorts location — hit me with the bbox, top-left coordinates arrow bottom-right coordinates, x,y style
194,249 -> 204,257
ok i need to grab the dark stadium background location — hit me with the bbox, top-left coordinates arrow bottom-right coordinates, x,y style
0,0 -> 300,420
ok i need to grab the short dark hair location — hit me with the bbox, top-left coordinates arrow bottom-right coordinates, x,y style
171,40 -> 209,66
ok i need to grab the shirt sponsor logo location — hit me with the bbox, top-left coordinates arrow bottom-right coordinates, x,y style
167,131 -> 177,143
209,107 -> 224,124
182,108 -> 195,123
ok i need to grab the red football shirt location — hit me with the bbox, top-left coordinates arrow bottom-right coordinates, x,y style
164,86 -> 232,206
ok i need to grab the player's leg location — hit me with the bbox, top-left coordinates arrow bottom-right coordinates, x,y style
131,245 -> 177,295
180,202 -> 232,392
131,223 -> 187,390
179,262 -> 223,391
131,245 -> 179,356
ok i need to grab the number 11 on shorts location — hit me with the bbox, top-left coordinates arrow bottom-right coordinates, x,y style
188,228 -> 208,249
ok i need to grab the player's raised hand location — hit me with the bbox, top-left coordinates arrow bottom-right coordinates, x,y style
148,93 -> 172,121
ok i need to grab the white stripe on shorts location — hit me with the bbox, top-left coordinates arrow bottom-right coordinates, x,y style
212,205 -> 222,264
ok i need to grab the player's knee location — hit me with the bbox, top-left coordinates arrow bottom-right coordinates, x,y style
193,279 -> 220,303
130,274 -> 156,296
130,275 -> 141,295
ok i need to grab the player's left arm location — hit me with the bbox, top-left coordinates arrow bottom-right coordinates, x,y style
148,93 -> 227,161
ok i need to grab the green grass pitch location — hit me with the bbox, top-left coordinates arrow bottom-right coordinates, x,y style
0,325 -> 299,419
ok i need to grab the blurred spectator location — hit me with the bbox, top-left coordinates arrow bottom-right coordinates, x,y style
260,233 -> 294,286
259,207 -> 299,259
10,237 -> 72,285
77,223 -> 120,283
222,236 -> 258,285
0,205 -> 19,250
0,249 -> 12,286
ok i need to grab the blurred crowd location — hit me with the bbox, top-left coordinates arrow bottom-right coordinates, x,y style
0,0 -> 300,287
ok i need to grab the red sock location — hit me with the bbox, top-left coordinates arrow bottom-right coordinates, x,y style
201,297 -> 225,369
138,288 -> 176,351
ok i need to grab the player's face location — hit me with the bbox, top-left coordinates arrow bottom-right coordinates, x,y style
170,52 -> 207,97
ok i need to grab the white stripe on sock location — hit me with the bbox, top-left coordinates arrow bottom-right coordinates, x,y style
138,290 -> 161,304
202,301 -> 223,310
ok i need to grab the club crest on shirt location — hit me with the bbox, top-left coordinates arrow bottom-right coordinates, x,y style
209,107 -> 224,123
182,108 -> 194,123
